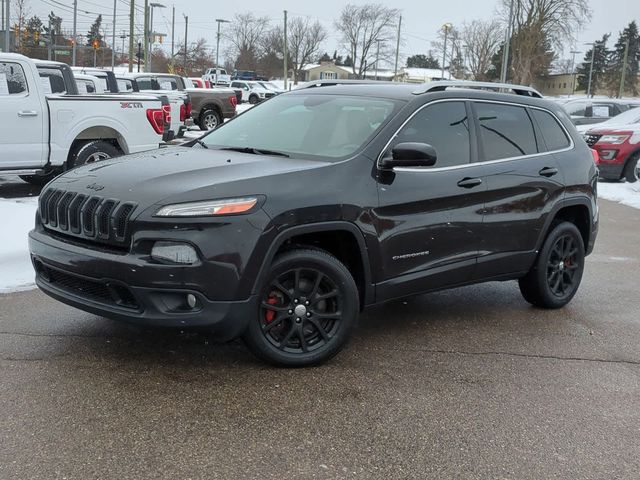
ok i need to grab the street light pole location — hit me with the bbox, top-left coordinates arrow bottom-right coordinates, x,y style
441,23 -> 452,80
147,3 -> 165,73
586,42 -> 597,97
3,0 -> 9,53
72,0 -> 77,65
215,18 -> 230,83
569,49 -> 581,96
500,0 -> 514,83
111,0 -> 117,70
619,39 -> 630,98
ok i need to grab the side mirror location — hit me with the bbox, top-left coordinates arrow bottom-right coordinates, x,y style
380,142 -> 437,169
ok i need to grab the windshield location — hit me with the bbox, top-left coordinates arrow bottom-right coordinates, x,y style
201,94 -> 402,160
598,107 -> 640,126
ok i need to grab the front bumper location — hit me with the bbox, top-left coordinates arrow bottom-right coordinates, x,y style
29,229 -> 256,339
597,162 -> 625,180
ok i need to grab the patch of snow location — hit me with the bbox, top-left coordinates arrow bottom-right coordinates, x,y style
0,197 -> 38,293
598,181 -> 640,210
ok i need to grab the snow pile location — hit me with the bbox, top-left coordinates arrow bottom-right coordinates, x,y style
598,182 -> 640,210
0,197 -> 38,293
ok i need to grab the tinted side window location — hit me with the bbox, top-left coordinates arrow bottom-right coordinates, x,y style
0,62 -> 28,94
475,103 -> 537,161
532,109 -> 570,151
390,102 -> 470,168
157,76 -> 178,90
136,77 -> 152,89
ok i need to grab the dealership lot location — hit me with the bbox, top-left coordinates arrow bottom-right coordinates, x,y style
1,197 -> 639,479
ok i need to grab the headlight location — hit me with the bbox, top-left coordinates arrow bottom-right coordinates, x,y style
597,134 -> 630,145
151,241 -> 199,264
155,197 -> 258,217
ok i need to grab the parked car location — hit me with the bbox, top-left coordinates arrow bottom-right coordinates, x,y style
203,67 -> 231,86
230,80 -> 276,104
257,81 -> 286,94
73,73 -> 106,94
562,98 -> 640,128
0,53 -> 165,185
585,123 -> 640,182
70,66 -> 119,93
231,69 -> 257,81
29,80 -> 598,366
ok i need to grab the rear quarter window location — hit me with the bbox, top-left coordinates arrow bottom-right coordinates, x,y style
531,109 -> 571,151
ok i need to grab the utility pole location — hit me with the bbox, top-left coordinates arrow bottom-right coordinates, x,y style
619,39 -> 630,98
394,15 -> 402,80
128,0 -> 135,72
569,49 -> 581,96
183,14 -> 188,74
586,42 -> 596,97
137,41 -> 141,72
215,18 -> 229,75
143,1 -> 149,72
120,30 -> 127,57
171,5 -> 175,59
111,0 -> 117,70
47,16 -> 52,60
441,23 -> 452,80
500,0 -> 514,83
72,0 -> 77,65
283,10 -> 288,90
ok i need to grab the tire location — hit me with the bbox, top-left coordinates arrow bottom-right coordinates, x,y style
623,153 -> 640,183
518,222 -> 585,309
249,94 -> 259,105
243,248 -> 359,367
69,140 -> 121,170
199,108 -> 222,130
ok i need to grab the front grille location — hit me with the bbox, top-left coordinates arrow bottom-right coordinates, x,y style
36,261 -> 140,310
585,134 -> 601,147
39,188 -> 136,248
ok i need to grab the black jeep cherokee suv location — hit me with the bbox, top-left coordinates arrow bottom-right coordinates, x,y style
29,80 -> 599,366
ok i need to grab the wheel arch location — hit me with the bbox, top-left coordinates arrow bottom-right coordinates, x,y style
537,198 -> 593,254
251,222 -> 374,309
67,126 -> 127,163
622,147 -> 640,176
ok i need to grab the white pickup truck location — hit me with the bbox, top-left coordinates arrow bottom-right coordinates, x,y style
0,53 -> 165,185
202,67 -> 232,86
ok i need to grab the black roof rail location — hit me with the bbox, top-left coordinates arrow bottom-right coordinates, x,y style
413,80 -> 543,98
298,79 -> 400,89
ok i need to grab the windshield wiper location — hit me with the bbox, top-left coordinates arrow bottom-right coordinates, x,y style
219,146 -> 290,158
194,139 -> 209,149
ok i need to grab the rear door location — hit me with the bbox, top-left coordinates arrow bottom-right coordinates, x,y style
472,101 -> 567,277
0,60 -> 46,168
374,100 -> 487,300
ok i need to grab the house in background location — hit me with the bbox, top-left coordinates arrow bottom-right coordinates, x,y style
299,62 -> 453,84
394,68 -> 453,83
534,73 -> 578,96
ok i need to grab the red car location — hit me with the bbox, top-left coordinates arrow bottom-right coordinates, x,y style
586,124 -> 640,183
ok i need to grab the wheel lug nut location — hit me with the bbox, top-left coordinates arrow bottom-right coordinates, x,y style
294,299 -> 299,304
288,309 -> 293,315
306,312 -> 311,317
305,301 -> 309,306
295,317 -> 301,323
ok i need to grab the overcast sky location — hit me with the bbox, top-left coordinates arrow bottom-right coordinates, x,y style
24,0 -> 640,66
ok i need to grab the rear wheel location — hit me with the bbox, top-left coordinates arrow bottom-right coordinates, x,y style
199,108 -> 221,130
249,94 -> 259,105
623,153 -> 640,183
519,222 -> 585,308
243,249 -> 359,367
69,140 -> 120,169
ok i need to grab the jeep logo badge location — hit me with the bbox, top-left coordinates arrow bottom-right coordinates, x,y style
86,183 -> 105,191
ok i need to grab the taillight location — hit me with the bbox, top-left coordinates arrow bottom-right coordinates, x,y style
162,104 -> 171,126
229,95 -> 237,109
205,80 -> 211,88
186,101 -> 192,118
179,103 -> 186,122
146,108 -> 165,134
590,148 -> 600,165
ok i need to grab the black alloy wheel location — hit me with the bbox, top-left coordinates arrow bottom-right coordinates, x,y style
519,221 -> 585,308
243,249 -> 359,367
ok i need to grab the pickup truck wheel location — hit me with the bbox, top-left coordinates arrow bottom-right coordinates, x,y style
199,109 -> 221,130
70,140 -> 120,169
243,249 -> 359,367
518,222 -> 585,309
623,153 -> 640,183
249,94 -> 259,105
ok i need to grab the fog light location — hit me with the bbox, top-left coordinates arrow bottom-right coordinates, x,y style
186,294 -> 197,309
151,241 -> 198,264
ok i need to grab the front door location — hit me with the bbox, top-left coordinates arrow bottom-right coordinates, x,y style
374,100 -> 486,300
0,60 -> 46,168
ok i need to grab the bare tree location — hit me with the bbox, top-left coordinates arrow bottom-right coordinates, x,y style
334,3 -> 400,78
501,0 -> 591,84
13,0 -> 31,50
224,12 -> 270,70
288,17 -> 327,84
460,19 -> 502,81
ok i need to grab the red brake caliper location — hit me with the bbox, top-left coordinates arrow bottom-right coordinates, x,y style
265,293 -> 278,323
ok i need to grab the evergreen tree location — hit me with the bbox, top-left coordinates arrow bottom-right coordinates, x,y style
606,22 -> 640,97
86,15 -> 103,47
343,55 -> 353,67
406,53 -> 440,69
318,52 -> 332,63
575,34 -> 610,95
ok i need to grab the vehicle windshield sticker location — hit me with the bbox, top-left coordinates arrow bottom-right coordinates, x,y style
160,81 -> 173,90
592,106 -> 609,118
0,73 -> 9,95
77,82 -> 88,94
40,77 -> 52,94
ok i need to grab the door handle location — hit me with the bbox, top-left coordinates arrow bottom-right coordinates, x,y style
457,177 -> 483,189
539,167 -> 558,177
18,110 -> 38,117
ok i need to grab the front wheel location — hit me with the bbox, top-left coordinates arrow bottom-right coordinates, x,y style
248,95 -> 259,105
519,222 -> 585,308
623,154 -> 640,183
243,249 -> 359,367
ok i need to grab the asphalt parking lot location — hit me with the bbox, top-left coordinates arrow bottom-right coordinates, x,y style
1,192 -> 639,479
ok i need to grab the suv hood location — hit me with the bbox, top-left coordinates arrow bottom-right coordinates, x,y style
49,147 -> 328,209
